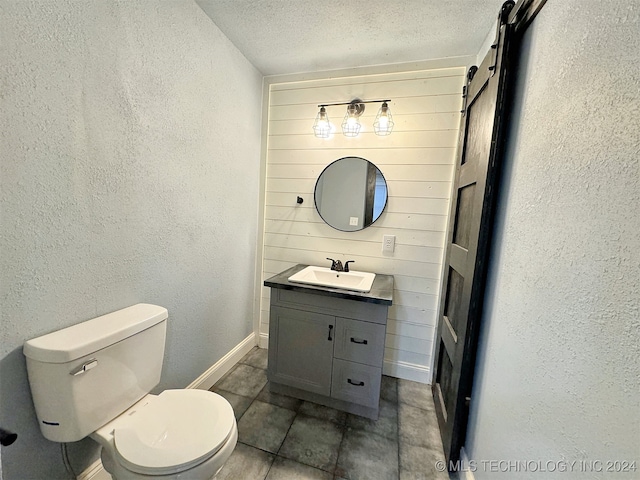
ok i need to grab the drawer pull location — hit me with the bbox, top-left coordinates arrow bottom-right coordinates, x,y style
328,325 -> 334,341
347,379 -> 365,387
350,337 -> 368,345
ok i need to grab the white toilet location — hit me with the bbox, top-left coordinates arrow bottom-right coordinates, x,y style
23,304 -> 238,480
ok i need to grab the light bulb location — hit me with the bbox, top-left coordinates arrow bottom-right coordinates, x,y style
374,102 -> 394,136
342,103 -> 362,137
313,107 -> 331,138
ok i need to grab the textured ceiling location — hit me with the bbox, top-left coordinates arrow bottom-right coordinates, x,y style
195,0 -> 507,75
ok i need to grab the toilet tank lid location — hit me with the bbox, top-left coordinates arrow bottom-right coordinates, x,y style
23,304 -> 168,364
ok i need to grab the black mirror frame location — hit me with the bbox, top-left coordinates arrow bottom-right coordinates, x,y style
313,156 -> 388,232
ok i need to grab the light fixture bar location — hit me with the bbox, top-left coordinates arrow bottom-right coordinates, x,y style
317,99 -> 391,108
312,99 -> 395,138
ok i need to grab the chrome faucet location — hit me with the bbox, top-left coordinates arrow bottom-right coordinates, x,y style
326,258 -> 344,272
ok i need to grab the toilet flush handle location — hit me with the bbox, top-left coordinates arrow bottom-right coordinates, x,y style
70,359 -> 98,376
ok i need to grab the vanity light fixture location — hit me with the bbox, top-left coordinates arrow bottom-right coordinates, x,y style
313,99 -> 393,138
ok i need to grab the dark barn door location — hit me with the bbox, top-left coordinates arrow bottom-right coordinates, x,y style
432,1 -> 516,466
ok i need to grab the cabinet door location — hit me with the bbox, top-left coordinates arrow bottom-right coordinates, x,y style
268,306 -> 334,396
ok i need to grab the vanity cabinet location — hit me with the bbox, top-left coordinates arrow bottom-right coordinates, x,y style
265,265 -> 393,420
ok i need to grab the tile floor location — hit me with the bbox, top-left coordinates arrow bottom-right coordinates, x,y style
212,347 -> 449,480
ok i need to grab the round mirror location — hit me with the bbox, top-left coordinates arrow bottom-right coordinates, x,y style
314,157 -> 388,231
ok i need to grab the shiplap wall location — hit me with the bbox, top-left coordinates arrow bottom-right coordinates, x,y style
260,67 -> 465,383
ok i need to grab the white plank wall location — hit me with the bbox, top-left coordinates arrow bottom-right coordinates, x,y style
261,68 -> 465,383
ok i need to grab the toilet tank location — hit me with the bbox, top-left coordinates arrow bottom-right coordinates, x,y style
23,303 -> 168,442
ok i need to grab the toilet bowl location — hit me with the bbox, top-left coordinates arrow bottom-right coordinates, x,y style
92,390 -> 237,480
23,304 -> 238,480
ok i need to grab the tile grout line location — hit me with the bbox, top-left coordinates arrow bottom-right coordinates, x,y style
272,407 -> 299,469
277,409 -> 345,477
333,419 -> 348,479
256,376 -> 277,480
256,358 -> 300,479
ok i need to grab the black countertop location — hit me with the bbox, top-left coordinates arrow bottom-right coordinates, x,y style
264,264 -> 393,306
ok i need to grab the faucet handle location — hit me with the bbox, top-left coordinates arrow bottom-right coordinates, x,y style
326,258 -> 344,271
344,260 -> 355,272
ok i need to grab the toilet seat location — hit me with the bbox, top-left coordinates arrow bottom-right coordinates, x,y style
112,389 -> 235,476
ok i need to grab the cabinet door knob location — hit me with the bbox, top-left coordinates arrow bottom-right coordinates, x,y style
347,379 -> 365,386
328,324 -> 334,341
350,337 -> 368,345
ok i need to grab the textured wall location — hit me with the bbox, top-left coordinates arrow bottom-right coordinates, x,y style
261,68 -> 466,382
0,1 -> 262,478
465,1 -> 640,478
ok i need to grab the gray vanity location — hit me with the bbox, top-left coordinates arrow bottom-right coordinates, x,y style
264,264 -> 393,419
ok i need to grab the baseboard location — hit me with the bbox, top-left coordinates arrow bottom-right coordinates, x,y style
187,333 -> 257,390
258,332 -> 269,349
458,447 -> 476,480
77,458 -> 111,480
78,333 -> 257,480
383,359 -> 431,384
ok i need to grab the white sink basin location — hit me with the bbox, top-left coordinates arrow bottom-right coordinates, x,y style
288,266 -> 376,293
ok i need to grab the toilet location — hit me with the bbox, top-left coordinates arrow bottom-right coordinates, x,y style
23,304 -> 237,480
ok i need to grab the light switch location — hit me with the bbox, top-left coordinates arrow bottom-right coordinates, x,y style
383,235 -> 395,253
349,217 -> 359,226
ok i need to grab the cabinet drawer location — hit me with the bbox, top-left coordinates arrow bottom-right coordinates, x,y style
334,318 -> 385,367
331,359 -> 381,409
275,289 -> 388,324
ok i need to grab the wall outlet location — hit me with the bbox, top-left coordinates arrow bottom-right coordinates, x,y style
349,217 -> 359,226
382,235 -> 395,253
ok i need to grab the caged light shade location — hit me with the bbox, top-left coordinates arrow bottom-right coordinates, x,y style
373,102 -> 394,136
312,106 -> 331,138
341,102 -> 364,137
